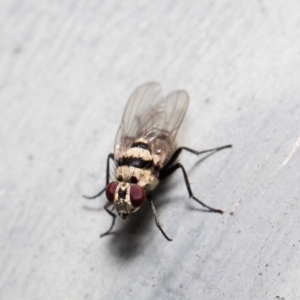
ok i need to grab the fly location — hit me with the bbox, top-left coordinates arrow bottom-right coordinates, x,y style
84,82 -> 232,241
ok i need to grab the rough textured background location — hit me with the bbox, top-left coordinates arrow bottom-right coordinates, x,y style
1,1 -> 299,299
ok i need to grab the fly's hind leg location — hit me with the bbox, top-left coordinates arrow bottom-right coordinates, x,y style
159,163 -> 223,214
162,144 -> 232,171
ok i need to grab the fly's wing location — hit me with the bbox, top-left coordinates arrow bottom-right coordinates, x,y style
114,82 -> 189,168
147,90 -> 189,167
114,82 -> 163,161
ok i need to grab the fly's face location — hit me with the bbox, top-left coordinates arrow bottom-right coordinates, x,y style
105,181 -> 146,219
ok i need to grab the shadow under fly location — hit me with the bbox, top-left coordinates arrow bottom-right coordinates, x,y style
84,82 -> 232,241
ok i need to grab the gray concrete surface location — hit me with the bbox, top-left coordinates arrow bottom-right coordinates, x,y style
1,1 -> 300,299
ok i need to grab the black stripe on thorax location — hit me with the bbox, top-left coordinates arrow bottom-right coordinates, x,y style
131,141 -> 150,151
118,157 -> 153,169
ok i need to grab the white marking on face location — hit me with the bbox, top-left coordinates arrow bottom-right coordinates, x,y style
114,182 -> 134,214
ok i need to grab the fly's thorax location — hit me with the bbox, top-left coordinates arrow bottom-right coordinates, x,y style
115,166 -> 159,191
123,147 -> 152,160
116,140 -> 159,191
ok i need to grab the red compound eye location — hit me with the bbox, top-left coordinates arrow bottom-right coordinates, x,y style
130,184 -> 146,207
105,181 -> 118,203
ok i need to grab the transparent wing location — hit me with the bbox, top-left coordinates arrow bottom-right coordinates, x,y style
114,82 -> 163,161
114,82 -> 189,167
147,90 -> 189,167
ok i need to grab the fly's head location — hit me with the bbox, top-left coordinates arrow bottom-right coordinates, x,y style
105,181 -> 146,219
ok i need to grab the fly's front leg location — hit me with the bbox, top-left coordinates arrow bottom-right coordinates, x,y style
100,202 -> 117,238
148,195 -> 173,241
83,153 -> 114,199
83,153 -> 116,238
162,144 -> 232,171
159,163 -> 223,214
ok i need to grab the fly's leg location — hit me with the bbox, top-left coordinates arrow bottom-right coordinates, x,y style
83,187 -> 106,200
100,202 -> 117,237
159,163 -> 223,214
148,196 -> 173,241
83,153 -> 116,237
83,153 -> 114,199
162,144 -> 232,171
